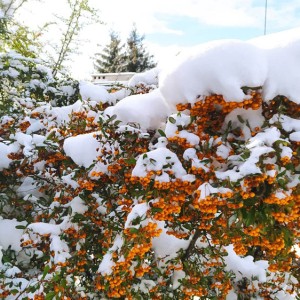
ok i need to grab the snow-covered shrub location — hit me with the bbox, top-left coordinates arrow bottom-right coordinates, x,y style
1,28 -> 300,300
0,51 -> 80,117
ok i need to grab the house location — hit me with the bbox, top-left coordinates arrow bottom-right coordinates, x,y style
91,72 -> 136,87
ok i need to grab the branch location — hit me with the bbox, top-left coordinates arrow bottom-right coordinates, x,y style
181,228 -> 201,262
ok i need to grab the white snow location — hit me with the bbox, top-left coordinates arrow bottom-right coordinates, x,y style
216,144 -> 231,159
50,235 -> 71,264
216,144 -> 274,182
0,219 -> 26,251
0,142 -> 19,170
98,252 -> 115,275
183,148 -> 210,172
61,173 -> 79,189
128,67 -> 159,87
224,244 -> 269,282
159,40 -> 267,107
17,177 -> 41,198
224,107 -> 265,140
152,221 -> 189,260
197,183 -> 232,200
33,100 -> 83,125
79,81 -> 110,103
159,27 -> 300,109
65,196 -> 88,215
98,235 -> 124,275
27,217 -> 69,236
247,127 -> 281,148
125,203 -> 148,229
14,132 -> 33,156
132,147 -> 186,179
172,269 -> 186,290
270,114 -> 300,132
28,222 -> 61,236
108,89 -> 171,130
290,131 -> 300,142
165,113 -> 200,145
5,266 -> 22,277
64,132 -> 100,168
251,28 -> 300,104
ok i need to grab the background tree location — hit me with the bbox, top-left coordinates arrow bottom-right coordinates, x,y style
0,0 -> 40,56
94,25 -> 156,74
94,31 -> 126,73
125,25 -> 156,72
50,0 -> 100,77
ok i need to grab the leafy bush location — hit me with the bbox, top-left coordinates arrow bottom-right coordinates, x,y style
0,80 -> 299,299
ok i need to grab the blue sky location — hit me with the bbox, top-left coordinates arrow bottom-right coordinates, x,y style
147,16 -> 264,46
18,0 -> 300,79
144,0 -> 300,46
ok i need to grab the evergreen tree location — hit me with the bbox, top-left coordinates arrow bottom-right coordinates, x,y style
125,25 -> 156,72
94,31 -> 126,73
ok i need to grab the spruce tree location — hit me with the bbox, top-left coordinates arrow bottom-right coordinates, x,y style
94,31 -> 126,73
125,25 -> 156,72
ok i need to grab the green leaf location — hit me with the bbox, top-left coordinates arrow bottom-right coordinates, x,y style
42,265 -> 50,280
277,169 -> 286,177
124,158 -> 136,165
129,228 -> 139,234
282,227 -> 293,247
237,115 -> 245,124
285,163 -> 294,171
15,225 -> 26,230
201,159 -> 210,164
107,114 -> 117,123
10,289 -> 19,295
277,178 -> 286,189
245,208 -> 255,226
152,207 -> 163,213
45,291 -> 56,300
53,273 -> 61,282
168,116 -> 176,124
46,131 -> 56,141
149,158 -> 156,165
114,120 -> 122,126
158,129 -> 166,137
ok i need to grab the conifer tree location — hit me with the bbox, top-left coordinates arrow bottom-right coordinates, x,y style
94,31 -> 126,73
125,25 -> 156,72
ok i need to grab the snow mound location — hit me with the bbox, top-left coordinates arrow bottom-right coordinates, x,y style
64,132 -> 100,167
132,147 -> 186,179
0,142 -> 19,171
159,28 -> 300,107
79,81 -> 110,103
128,67 -> 159,87
225,244 -> 268,282
0,219 -> 26,251
159,40 -> 267,107
108,89 -> 171,130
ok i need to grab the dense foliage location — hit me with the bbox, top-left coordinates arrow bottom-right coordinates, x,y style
0,73 -> 300,300
1,1 -> 300,300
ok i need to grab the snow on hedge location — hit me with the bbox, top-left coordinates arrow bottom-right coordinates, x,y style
108,89 -> 171,130
1,27 -> 300,299
159,27 -> 300,107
